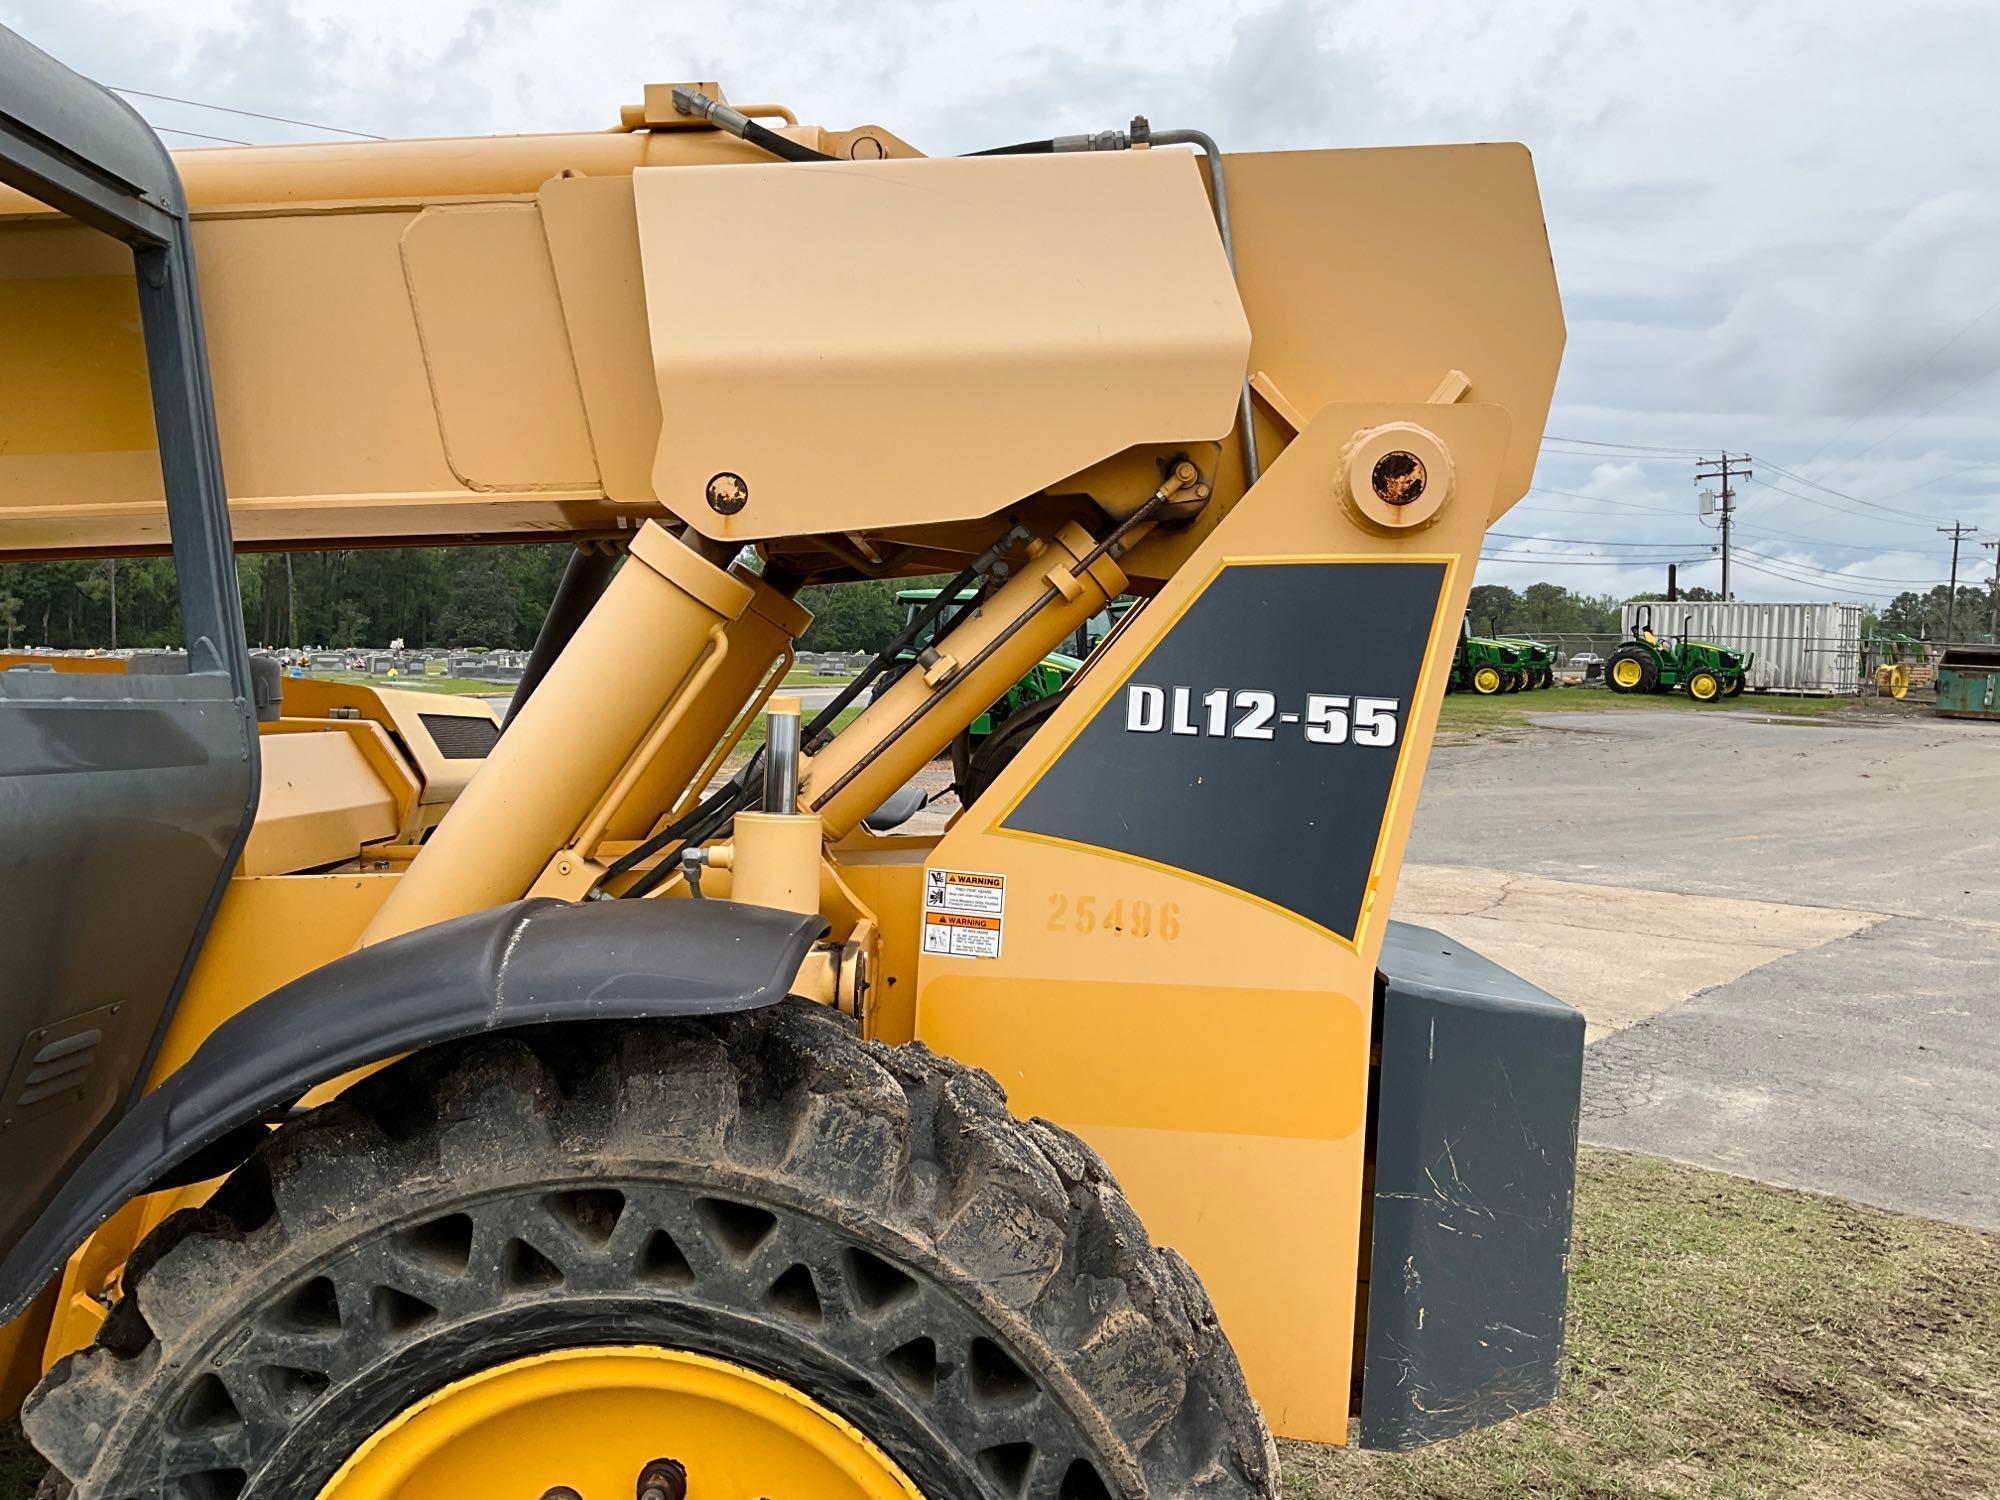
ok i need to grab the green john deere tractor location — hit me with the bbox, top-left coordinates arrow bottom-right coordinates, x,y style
1447,618 -> 1533,695
874,588 -> 1133,797
1492,626 -> 1557,689
1604,605 -> 1751,701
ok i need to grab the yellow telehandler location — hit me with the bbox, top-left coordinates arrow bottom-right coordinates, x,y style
0,23 -> 1576,1498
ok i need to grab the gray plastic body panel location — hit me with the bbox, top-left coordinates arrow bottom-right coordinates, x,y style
1359,921 -> 1585,1450
0,23 -> 259,1302
0,896 -> 827,1320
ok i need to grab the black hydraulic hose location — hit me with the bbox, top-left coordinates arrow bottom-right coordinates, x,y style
742,117 -> 834,164
670,86 -> 835,164
604,747 -> 763,895
802,560 -> 989,747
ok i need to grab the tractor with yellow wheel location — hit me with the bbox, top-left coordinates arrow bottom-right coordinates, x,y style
0,24 -> 1585,1498
1603,606 -> 1750,702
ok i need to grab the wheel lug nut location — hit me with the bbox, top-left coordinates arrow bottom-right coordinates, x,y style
638,1456 -> 688,1500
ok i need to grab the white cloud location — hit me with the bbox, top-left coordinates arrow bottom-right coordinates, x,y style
5,0 -> 1994,602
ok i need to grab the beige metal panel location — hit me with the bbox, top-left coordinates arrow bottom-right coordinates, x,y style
1221,144 -> 1564,522
400,204 -> 599,491
539,176 -> 664,503
636,151 -> 1251,542
240,731 -> 399,876
0,125 -> 824,220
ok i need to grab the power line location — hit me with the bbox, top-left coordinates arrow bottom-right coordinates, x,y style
1749,458 -> 1943,523
110,85 -> 385,140
1526,487 -> 1688,515
1541,434 -> 1709,456
1837,359 -> 2000,468
1727,555 -> 1907,601
1733,545 -> 1947,585
1488,533 -> 1713,550
1794,289 -> 2000,468
147,123 -> 253,146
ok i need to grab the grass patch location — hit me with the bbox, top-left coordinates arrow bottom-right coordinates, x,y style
1289,1148 -> 2000,1500
721,705 -> 864,770
1440,687 -> 1852,733
309,671 -> 503,696
3,1150 -> 1993,1497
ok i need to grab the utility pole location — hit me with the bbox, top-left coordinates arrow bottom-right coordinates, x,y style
1984,539 -> 1999,641
1937,521 -> 1977,645
1694,453 -> 1750,599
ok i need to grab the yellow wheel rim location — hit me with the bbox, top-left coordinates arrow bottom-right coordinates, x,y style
1690,673 -> 1718,701
316,1346 -> 926,1500
1474,665 -> 1502,693
1611,658 -> 1643,688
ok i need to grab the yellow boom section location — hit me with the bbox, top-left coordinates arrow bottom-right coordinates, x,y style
0,108 -> 1561,564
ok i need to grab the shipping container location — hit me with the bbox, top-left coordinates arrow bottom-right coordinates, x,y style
1618,600 -> 1864,695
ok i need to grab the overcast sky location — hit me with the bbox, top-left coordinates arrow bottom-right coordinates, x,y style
7,0 -> 1995,606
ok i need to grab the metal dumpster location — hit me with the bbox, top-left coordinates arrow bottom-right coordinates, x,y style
1934,645 -> 2000,720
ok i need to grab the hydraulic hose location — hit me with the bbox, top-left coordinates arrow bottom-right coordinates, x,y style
670,86 -> 835,164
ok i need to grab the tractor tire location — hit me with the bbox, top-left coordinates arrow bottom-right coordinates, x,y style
1604,647 -> 1656,695
1686,669 -> 1722,702
1512,670 -> 1531,693
1536,668 -> 1554,690
1721,676 -> 1745,699
1471,663 -> 1504,695
25,1006 -> 1276,1500
953,690 -> 1068,809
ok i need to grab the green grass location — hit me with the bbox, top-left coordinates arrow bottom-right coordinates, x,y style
1288,1149 -> 2000,1500
309,670 -> 503,696
1440,685 -> 1853,733
780,671 -> 854,686
4,1150 -> 1993,1497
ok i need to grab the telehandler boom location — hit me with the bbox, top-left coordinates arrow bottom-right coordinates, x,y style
0,24 -> 1578,1498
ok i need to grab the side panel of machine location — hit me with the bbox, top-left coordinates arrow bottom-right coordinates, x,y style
917,403 -> 1512,1442
0,672 -> 251,1259
1360,921 -> 1583,1449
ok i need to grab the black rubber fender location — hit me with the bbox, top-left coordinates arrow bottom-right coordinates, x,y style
0,896 -> 826,1320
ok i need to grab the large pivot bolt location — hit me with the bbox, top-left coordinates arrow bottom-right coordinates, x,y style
638,1457 -> 689,1500
1335,421 -> 1454,532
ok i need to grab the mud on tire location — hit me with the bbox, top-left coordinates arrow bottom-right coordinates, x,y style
25,1001 -> 1277,1500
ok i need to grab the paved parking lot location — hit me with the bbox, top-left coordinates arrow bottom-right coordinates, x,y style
1399,706 -> 2000,1228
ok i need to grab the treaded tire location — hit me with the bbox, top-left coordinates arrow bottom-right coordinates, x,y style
1604,645 -> 1657,695
25,1002 -> 1277,1500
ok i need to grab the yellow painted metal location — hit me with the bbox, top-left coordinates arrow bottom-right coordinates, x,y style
150,872 -> 401,1086
359,522 -> 748,945
727,813 -> 825,914
315,1346 -> 924,1500
239,731 -> 399,876
0,1284 -> 56,1418
601,568 -> 812,840
801,522 -> 1127,839
634,151 -> 1249,543
915,402 -> 1510,1442
1689,670 -> 1720,701
1611,657 -> 1644,688
1473,664 -> 1504,694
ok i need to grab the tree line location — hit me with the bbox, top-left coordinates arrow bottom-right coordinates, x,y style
6,549 -> 1987,658
0,546 -> 936,655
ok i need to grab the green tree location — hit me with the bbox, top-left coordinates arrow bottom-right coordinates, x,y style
798,580 -> 904,653
436,551 -> 522,647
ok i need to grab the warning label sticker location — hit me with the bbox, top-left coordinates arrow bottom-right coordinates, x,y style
922,868 -> 1006,959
